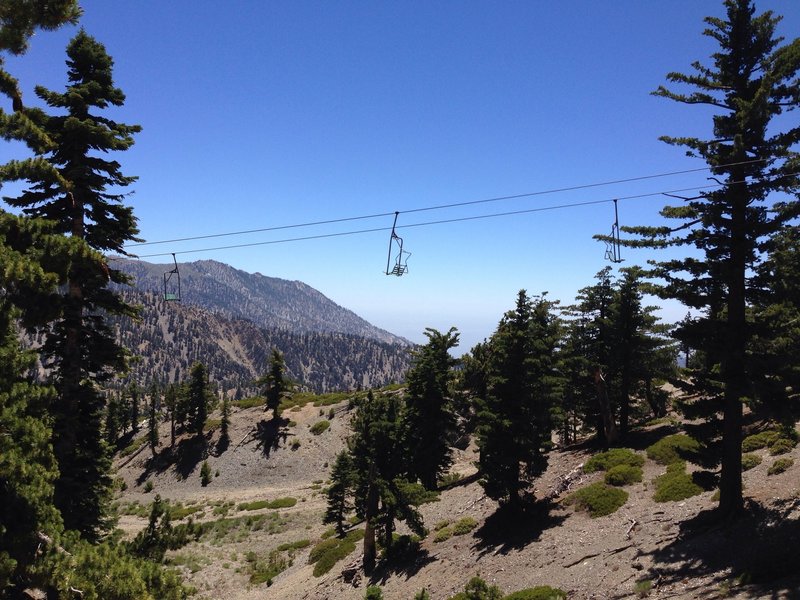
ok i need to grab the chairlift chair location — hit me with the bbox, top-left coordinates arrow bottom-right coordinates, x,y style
385,212 -> 411,276
604,199 -> 623,264
163,253 -> 181,301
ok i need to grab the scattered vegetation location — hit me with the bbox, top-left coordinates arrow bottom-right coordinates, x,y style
232,396 -> 264,409
646,434 -> 701,465
310,420 -> 331,435
564,482 -> 628,517
308,529 -> 365,576
604,464 -> 643,486
768,458 -> 794,476
447,576 -> 503,600
768,438 -> 795,456
120,435 -> 148,457
245,549 -> 291,585
653,462 -> 703,502
200,460 -> 212,487
584,448 -> 644,473
503,587 -> 568,600
741,453 -> 763,471
634,578 -> 653,597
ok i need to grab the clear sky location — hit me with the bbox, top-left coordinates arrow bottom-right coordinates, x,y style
2,1 -> 798,352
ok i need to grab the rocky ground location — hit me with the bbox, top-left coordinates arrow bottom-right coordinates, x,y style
114,397 -> 800,600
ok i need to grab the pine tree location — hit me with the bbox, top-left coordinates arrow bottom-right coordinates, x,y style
0,223 -> 63,591
164,383 -> 179,447
185,363 -> 212,436
626,0 -> 800,516
147,387 -> 159,456
349,392 -> 425,573
4,30 -> 141,536
477,291 -> 560,509
402,327 -> 459,489
257,349 -> 292,419
324,450 -> 356,536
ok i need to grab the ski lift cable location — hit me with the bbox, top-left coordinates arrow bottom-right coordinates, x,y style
124,158 -> 772,249
132,175 -> 783,260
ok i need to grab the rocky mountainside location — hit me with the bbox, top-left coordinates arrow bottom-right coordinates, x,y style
101,258 -> 413,393
113,258 -> 407,345
109,290 -> 412,394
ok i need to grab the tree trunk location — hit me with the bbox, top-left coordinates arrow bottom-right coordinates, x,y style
362,482 -> 379,574
593,367 -> 618,447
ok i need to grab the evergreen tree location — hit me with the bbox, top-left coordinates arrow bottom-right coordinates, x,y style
626,0 -> 800,516
402,327 -> 459,489
349,392 -> 425,573
608,267 -> 677,435
4,30 -> 141,536
477,291 -> 560,509
219,393 -> 231,447
0,220 -> 63,591
147,387 -> 159,456
185,363 -> 212,435
323,450 -> 356,536
164,383 -> 179,447
257,349 -> 291,419
128,382 -> 140,433
104,391 -> 123,445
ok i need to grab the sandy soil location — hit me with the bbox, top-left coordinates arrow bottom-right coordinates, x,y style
114,399 -> 800,600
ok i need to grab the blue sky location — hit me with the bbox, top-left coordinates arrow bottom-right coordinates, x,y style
2,1 -> 798,351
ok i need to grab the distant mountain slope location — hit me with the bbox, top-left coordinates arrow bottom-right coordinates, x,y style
112,290 -> 412,394
114,258 -> 407,345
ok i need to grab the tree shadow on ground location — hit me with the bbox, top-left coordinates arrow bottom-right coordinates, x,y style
641,500 -> 800,599
370,545 -> 436,585
136,433 -> 210,484
254,416 -> 289,457
473,498 -> 566,557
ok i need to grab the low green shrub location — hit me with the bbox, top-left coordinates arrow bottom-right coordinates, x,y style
584,448 -> 644,473
308,529 -> 364,576
143,479 -> 154,493
767,458 -> 794,476
646,434 -> 701,465
741,453 -> 762,471
277,539 -> 310,552
433,527 -> 453,543
653,462 -> 702,502
604,464 -> 643,486
564,482 -> 628,517
290,438 -> 301,450
741,429 -> 782,452
447,576 -> 503,600
769,438 -> 795,456
452,516 -> 478,535
232,396 -> 264,409
365,585 -> 383,600
267,497 -> 297,509
634,578 -> 653,597
246,549 -> 290,585
310,420 -> 330,435
503,586 -> 567,600
238,500 -> 269,511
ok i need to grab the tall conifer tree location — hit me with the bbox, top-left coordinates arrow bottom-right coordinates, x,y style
627,0 -> 800,516
477,291 -> 560,509
402,327 -> 459,489
5,30 -> 141,536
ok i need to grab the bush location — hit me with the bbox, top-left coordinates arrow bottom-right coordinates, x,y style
452,516 -> 478,535
308,529 -> 364,576
584,448 -> 644,473
646,434 -> 701,465
277,539 -> 311,552
564,482 -> 628,517
238,500 -> 269,511
310,420 -> 330,435
232,396 -> 264,409
767,458 -> 794,476
267,497 -> 297,509
741,453 -> 762,471
246,549 -> 290,585
504,586 -> 567,600
200,460 -> 212,487
742,429 -> 782,452
433,527 -> 453,543
290,438 -> 301,450
365,586 -> 383,600
653,462 -> 702,502
143,479 -> 154,493
604,464 -> 643,486
769,438 -> 795,456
